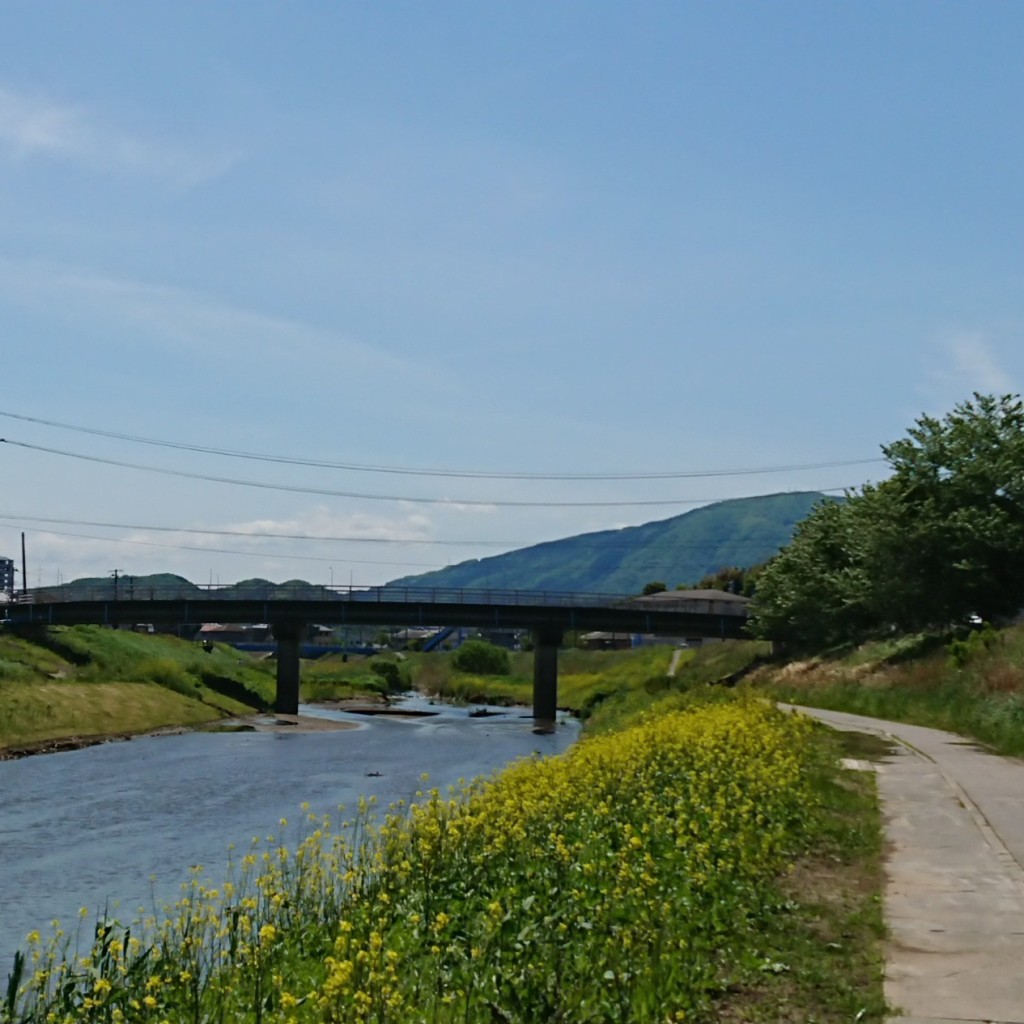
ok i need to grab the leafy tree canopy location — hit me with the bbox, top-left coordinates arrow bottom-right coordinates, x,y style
750,394 -> 1024,648
451,638 -> 511,676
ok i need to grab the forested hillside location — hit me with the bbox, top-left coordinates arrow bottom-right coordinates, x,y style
386,491 -> 831,594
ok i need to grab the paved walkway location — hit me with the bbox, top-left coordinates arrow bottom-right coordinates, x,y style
788,707 -> 1024,1024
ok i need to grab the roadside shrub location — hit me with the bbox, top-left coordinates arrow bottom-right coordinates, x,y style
451,639 -> 510,675
948,622 -> 1000,669
643,674 -> 672,694
370,660 -> 408,692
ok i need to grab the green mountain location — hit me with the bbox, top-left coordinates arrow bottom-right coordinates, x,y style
49,575 -> 331,601
51,492 -> 829,598
55,572 -> 203,598
386,491 -> 832,594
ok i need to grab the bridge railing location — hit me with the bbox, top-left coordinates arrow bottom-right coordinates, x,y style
16,582 -> 645,609
13,583 -> 750,620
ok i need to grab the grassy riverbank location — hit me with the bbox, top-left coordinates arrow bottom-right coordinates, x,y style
0,626 -> 276,753
0,624 -> 771,756
353,642 -> 774,727
3,693 -> 885,1023
746,622 -> 1024,758
283,645 -> 686,715
410,645 -> 677,711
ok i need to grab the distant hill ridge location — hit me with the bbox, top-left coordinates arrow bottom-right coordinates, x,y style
53,492 -> 831,597
386,491 -> 832,594
50,574 -> 329,600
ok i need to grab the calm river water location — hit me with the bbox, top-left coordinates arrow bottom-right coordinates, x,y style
0,698 -> 579,972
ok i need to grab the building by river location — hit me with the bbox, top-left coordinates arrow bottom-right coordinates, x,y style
0,556 -> 14,597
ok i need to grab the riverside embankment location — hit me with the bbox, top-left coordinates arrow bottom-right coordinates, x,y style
0,695 -> 578,971
0,627 -> 686,757
0,631 -> 889,1021
0,625 -> 404,757
1,696 -> 885,1023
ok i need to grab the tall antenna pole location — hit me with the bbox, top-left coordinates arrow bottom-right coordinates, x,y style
21,532 -> 27,596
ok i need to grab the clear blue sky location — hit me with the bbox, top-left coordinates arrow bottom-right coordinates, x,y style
1,1 -> 1021,587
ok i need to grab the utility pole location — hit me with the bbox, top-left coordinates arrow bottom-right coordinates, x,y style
110,568 -> 121,600
21,532 -> 27,596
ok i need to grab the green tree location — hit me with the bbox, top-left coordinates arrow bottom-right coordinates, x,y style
750,394 -> 1024,648
747,496 -> 871,648
451,638 -> 511,675
881,393 -> 1024,626
371,660 -> 408,692
691,566 -> 748,594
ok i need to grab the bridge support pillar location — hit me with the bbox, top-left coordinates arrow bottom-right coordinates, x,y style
273,622 -> 303,716
532,625 -> 562,734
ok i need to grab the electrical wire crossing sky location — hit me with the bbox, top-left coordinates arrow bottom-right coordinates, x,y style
1,2 -> 1020,585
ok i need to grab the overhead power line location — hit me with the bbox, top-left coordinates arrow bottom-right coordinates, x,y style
0,438 -> 855,509
0,513 -> 510,546
0,408 -> 884,481
0,523 -> 446,568
0,519 -> 792,577
0,512 -> 798,552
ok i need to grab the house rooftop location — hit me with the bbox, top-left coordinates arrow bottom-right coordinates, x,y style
634,588 -> 749,604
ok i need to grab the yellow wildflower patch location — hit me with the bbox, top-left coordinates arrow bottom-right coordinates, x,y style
4,698 -> 823,1024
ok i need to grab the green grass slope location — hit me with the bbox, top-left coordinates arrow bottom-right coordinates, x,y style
749,623 -> 1024,758
0,625 -> 276,751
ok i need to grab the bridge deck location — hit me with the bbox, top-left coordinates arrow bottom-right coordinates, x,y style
3,585 -> 749,638
1,585 -> 751,725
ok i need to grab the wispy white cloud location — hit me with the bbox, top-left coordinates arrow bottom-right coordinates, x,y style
0,87 -> 238,186
0,257 -> 417,376
221,506 -> 436,545
946,331 -> 1013,393
923,331 -> 1015,407
428,500 -> 499,514
2,505 -> 450,586
0,89 -> 79,157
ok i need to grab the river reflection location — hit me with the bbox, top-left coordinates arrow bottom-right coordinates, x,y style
0,697 -> 578,971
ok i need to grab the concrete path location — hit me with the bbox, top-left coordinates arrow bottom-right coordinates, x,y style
788,706 -> 1024,1024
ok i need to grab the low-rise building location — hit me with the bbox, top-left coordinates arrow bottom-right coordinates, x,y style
580,631 -> 635,651
196,622 -> 273,645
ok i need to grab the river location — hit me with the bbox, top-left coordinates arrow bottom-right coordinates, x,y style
0,697 -> 579,972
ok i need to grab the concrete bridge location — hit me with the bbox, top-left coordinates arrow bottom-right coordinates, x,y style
4,584 -> 750,731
